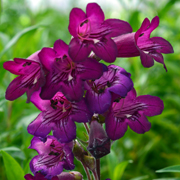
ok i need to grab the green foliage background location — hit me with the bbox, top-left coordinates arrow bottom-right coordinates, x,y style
0,0 -> 180,179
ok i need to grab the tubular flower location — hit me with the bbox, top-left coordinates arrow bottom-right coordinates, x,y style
39,39 -> 103,102
68,3 -> 132,63
85,65 -> 133,114
114,16 -> 174,71
3,51 -> 45,102
29,136 -> 75,179
28,90 -> 92,143
105,88 -> 164,140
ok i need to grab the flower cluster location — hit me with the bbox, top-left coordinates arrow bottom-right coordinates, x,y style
3,3 -> 173,180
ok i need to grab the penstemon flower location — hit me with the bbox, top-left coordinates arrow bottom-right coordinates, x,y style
3,51 -> 45,102
28,90 -> 92,143
114,16 -> 173,71
29,136 -> 75,179
105,88 -> 164,140
68,3 -> 132,63
39,39 -> 103,101
85,65 -> 133,114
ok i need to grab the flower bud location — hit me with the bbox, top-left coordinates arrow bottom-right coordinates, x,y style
57,171 -> 83,180
83,155 -> 96,171
87,120 -> 111,159
73,140 -> 87,162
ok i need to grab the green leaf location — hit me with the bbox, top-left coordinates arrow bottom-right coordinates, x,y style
130,175 -> 149,180
1,150 -> 25,180
0,24 -> 42,59
113,160 -> 132,180
0,146 -> 21,152
156,165 -> 180,173
154,178 -> 180,180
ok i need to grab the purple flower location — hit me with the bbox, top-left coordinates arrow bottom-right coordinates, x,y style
114,16 -> 174,71
3,51 -> 45,102
28,90 -> 92,143
85,65 -> 133,114
105,88 -> 164,140
29,136 -> 75,179
38,39 -> 103,101
24,172 -> 58,180
68,3 -> 132,63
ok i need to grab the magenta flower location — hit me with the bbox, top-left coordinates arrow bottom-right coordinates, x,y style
68,3 -> 132,63
38,39 -> 103,101
3,51 -> 45,102
24,172 -> 58,180
28,90 -> 92,143
114,16 -> 173,71
29,136 -> 74,179
105,88 -> 164,140
85,65 -> 133,114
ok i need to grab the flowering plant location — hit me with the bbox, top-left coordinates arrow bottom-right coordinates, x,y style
3,3 -> 173,180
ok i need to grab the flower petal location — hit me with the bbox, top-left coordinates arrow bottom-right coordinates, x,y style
30,154 -> 63,179
5,77 -> 27,101
29,136 -> 52,154
140,50 -> 154,68
27,113 -> 52,138
127,112 -> 151,134
40,72 -> 62,100
30,90 -> 50,111
38,48 -> 56,71
52,119 -> 76,143
69,37 -> 92,62
85,88 -> 112,114
136,95 -> 164,116
92,38 -> 118,63
150,37 -> 174,54
60,76 -> 84,102
151,52 -> 167,71
86,3 -> 104,23
54,39 -> 69,56
68,7 -> 86,37
104,19 -> 132,37
105,111 -> 128,140
77,58 -> 103,80
71,99 -> 92,123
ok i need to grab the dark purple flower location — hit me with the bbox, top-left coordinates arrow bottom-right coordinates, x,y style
29,136 -> 74,179
105,88 -> 164,140
24,172 -> 58,180
85,65 -> 133,114
68,3 -> 132,63
3,51 -> 45,102
28,90 -> 92,143
87,120 -> 110,159
38,39 -> 103,101
114,16 -> 174,71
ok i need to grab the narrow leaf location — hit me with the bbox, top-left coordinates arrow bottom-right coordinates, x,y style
113,160 -> 132,180
1,150 -> 25,180
0,24 -> 42,58
156,165 -> 180,173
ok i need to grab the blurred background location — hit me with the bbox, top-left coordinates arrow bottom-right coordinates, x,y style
0,0 -> 180,179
